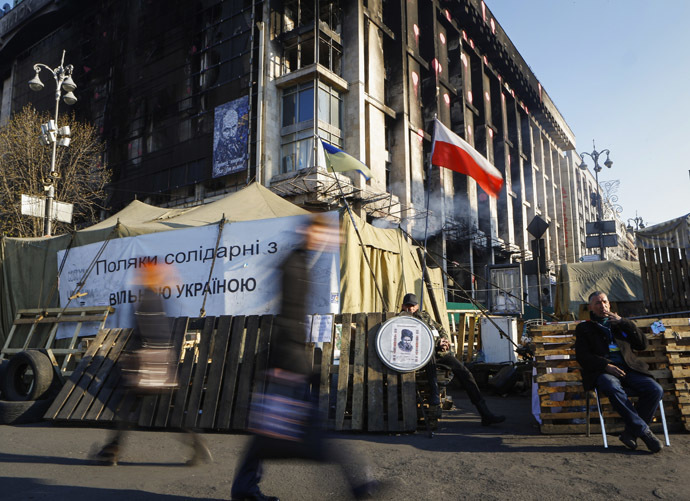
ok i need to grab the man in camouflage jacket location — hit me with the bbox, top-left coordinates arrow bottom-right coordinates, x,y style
399,293 -> 505,426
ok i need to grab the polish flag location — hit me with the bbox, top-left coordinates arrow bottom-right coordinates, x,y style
431,118 -> 504,198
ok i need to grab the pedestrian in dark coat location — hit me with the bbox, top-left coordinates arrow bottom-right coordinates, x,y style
231,214 -> 381,501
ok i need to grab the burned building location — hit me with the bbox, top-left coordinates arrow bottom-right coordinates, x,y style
0,0 -> 627,307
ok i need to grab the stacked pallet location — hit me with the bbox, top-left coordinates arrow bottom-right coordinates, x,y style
45,313 -> 419,433
531,320 -> 681,434
662,320 -> 690,431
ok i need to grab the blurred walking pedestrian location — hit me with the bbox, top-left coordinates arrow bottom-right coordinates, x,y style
231,214 -> 381,501
91,262 -> 212,466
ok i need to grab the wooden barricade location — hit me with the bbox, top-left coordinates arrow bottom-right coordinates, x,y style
639,246 -> 690,315
0,307 -> 114,373
663,322 -> 690,431
532,320 -> 681,434
447,311 -> 481,362
44,313 -> 418,433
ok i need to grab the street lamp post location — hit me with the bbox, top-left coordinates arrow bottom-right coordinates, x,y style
578,140 -> 613,260
627,213 -> 646,232
28,49 -> 77,236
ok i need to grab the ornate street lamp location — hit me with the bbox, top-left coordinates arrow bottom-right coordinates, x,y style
579,140 -> 613,259
627,213 -> 646,232
28,50 -> 77,236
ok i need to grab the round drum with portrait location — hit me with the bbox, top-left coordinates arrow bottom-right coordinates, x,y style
376,316 -> 435,372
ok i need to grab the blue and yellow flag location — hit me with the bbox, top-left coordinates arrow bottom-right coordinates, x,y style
321,140 -> 372,181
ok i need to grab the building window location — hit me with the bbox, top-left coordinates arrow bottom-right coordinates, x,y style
281,130 -> 316,173
282,83 -> 314,127
282,34 -> 315,75
281,83 -> 314,174
319,1 -> 342,34
281,81 -> 343,174
319,35 -> 342,75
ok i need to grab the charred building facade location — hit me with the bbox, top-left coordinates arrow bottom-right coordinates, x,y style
0,0 -> 630,306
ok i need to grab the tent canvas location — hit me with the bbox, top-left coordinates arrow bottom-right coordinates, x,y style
554,260 -> 643,318
635,213 -> 690,255
1,183 -> 449,347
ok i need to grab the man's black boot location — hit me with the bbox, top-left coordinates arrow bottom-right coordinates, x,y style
476,399 -> 505,426
640,429 -> 663,453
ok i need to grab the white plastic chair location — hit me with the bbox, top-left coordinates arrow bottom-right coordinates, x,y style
586,389 -> 670,448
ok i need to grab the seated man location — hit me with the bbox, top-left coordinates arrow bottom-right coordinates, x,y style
575,291 -> 664,453
399,293 -> 505,426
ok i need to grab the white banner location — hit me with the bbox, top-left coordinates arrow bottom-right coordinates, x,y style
57,213 -> 340,339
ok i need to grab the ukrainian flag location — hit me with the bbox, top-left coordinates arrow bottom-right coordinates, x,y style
321,140 -> 373,181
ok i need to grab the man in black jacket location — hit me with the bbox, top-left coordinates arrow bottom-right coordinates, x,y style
575,291 -> 663,453
400,293 -> 504,426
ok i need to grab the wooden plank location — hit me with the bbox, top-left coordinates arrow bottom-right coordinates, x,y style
137,394 -> 159,428
55,329 -> 119,420
84,368 -> 123,421
401,370 -> 417,432
456,313 -> 467,360
250,315 -> 274,405
638,246 -> 651,311
152,317 -> 189,428
659,247 -> 673,313
647,248 -> 661,313
670,248 -> 687,310
377,312 -> 399,432
335,313 -> 352,431
44,327 -> 111,419
216,316 -> 246,430
536,372 -> 581,383
198,316 -> 232,429
318,323 -> 335,425
681,249 -> 690,310
72,328 -> 132,421
232,315 -> 262,430
466,316 -> 476,362
183,317 -> 216,429
366,313 -> 384,432
539,397 -> 589,407
537,384 -> 584,395
13,314 -> 113,325
671,368 -> 690,378
352,313 -> 367,431
100,386 -> 128,422
168,344 -> 196,429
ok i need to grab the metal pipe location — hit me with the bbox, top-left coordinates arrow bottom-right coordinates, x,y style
255,21 -> 266,185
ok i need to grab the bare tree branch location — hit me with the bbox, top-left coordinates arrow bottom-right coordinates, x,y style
0,105 -> 110,237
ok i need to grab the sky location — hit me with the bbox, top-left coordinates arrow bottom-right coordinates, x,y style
486,0 -> 690,227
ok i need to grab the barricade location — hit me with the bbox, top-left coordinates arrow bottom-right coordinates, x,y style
531,320 -> 682,434
45,313 -> 419,432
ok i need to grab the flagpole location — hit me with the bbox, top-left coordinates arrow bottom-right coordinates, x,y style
319,138 -> 389,312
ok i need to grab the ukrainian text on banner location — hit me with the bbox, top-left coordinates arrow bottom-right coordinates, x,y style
57,213 -> 340,339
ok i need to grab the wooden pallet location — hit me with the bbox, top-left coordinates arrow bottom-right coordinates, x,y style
532,320 -> 681,434
1,307 -> 114,373
662,322 -> 690,431
44,313 -> 419,433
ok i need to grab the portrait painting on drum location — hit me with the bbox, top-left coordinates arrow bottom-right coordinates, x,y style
391,323 -> 422,365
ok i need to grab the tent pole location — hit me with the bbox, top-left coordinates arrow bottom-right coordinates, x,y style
199,215 -> 226,317
319,138 -> 388,312
420,150 -> 433,311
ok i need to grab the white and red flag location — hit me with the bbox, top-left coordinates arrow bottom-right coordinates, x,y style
431,118 -> 504,198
